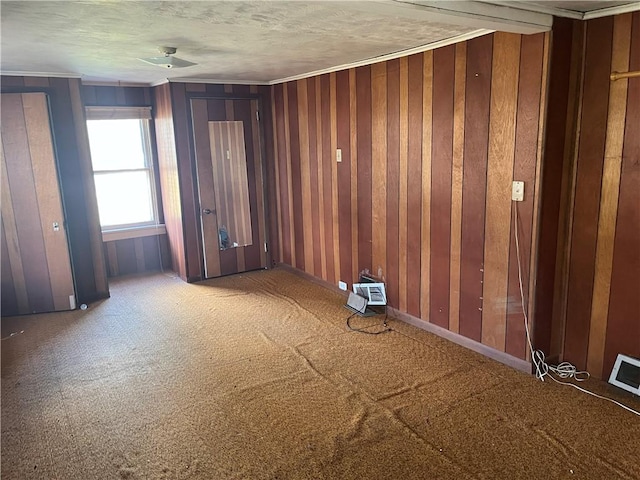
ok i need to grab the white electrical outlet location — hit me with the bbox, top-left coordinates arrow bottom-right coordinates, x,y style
336,149 -> 342,163
512,181 -> 524,202
338,280 -> 347,291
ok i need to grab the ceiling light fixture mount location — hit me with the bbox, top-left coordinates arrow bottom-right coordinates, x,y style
138,46 -> 197,69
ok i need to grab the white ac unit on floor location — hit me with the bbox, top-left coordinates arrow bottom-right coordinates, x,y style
608,354 -> 640,395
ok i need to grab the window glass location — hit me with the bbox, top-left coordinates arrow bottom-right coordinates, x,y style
86,116 -> 157,230
87,119 -> 146,171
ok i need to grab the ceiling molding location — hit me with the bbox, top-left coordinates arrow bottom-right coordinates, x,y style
149,79 -> 169,88
166,78 -> 269,86
81,80 -> 151,87
391,0 -> 552,33
269,28 -> 494,85
1,71 -> 82,79
582,2 -> 640,19
479,1 -> 640,20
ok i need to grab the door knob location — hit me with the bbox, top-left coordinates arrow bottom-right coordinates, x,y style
202,208 -> 214,215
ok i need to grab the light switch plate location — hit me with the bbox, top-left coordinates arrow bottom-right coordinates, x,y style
336,149 -> 342,163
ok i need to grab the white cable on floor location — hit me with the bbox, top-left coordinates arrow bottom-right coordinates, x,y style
513,202 -> 640,417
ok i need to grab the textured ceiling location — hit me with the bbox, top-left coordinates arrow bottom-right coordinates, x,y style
1,1 -> 478,84
2,1 -> 632,85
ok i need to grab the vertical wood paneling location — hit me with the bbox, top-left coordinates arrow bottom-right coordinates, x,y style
371,63 -> 387,281
406,55 -> 423,318
322,75 -> 336,284
330,73 -> 340,283
307,78 -> 322,277
154,82 -> 186,278
505,33 -> 545,359
0,143 -> 29,313
287,82 -> 305,271
430,45 -> 455,329
356,66 -> 373,279
349,69 -> 359,285
459,35 -> 493,342
297,80 -> 314,275
386,59 -> 400,308
272,87 -> 284,263
586,13 -> 632,375
192,99 -> 221,278
274,85 -> 292,265
482,33 -> 521,351
1,94 -> 55,312
315,77 -> 327,280
420,51 -> 434,322
270,31 -> 549,364
336,70 -> 352,286
22,93 -> 75,311
602,12 -> 640,378
398,57 -> 409,312
449,43 -> 467,334
564,17 -> 614,369
103,235 -> 170,277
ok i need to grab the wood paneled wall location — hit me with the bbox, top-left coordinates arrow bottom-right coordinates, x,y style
153,82 -> 188,280
82,84 -> 171,277
1,76 -> 109,304
153,82 -> 274,281
271,31 -> 549,361
535,12 -> 640,379
103,235 -> 170,277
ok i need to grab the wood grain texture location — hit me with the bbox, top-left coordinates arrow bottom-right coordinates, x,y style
272,87 -> 284,263
336,70 -> 352,286
315,77 -> 327,280
430,45 -> 455,329
420,51 -> 433,322
103,235 -> 170,277
191,99 -> 221,278
505,33 -> 544,359
349,69 -> 359,285
307,78 -> 322,277
297,80 -> 314,275
371,63 -> 387,282
459,35 -> 493,343
154,82 -> 186,278
330,73 -> 340,283
602,11 -> 640,379
563,17 -> 614,369
586,13 -> 632,375
22,93 -> 75,311
270,32 -> 549,362
406,54 -> 423,318
68,80 -> 109,296
386,59 -> 400,308
0,142 -> 29,314
356,66 -> 373,281
398,57 -> 409,312
449,43 -> 467,335
482,33 -> 521,351
288,82 -> 305,270
321,75 -> 336,284
1,93 -> 55,313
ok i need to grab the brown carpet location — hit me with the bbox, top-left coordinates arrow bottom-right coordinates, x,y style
2,268 -> 639,480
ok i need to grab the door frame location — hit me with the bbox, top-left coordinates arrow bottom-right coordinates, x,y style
186,92 -> 272,279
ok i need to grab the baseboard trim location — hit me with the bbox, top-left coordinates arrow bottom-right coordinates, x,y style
277,263 -> 531,374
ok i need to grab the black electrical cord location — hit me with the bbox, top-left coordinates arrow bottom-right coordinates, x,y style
346,306 -> 391,335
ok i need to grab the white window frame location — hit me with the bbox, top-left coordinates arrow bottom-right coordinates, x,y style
85,106 -> 162,236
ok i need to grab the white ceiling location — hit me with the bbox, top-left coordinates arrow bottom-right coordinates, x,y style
0,1 -> 637,86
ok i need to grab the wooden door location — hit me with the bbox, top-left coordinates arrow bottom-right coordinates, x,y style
191,97 -> 268,278
1,93 -> 76,315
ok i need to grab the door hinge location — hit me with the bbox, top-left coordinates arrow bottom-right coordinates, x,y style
264,242 -> 268,253
256,110 -> 260,122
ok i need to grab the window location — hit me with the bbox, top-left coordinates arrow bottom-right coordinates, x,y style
85,107 -> 158,231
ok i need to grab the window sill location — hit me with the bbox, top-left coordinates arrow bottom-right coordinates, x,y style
102,224 -> 167,242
